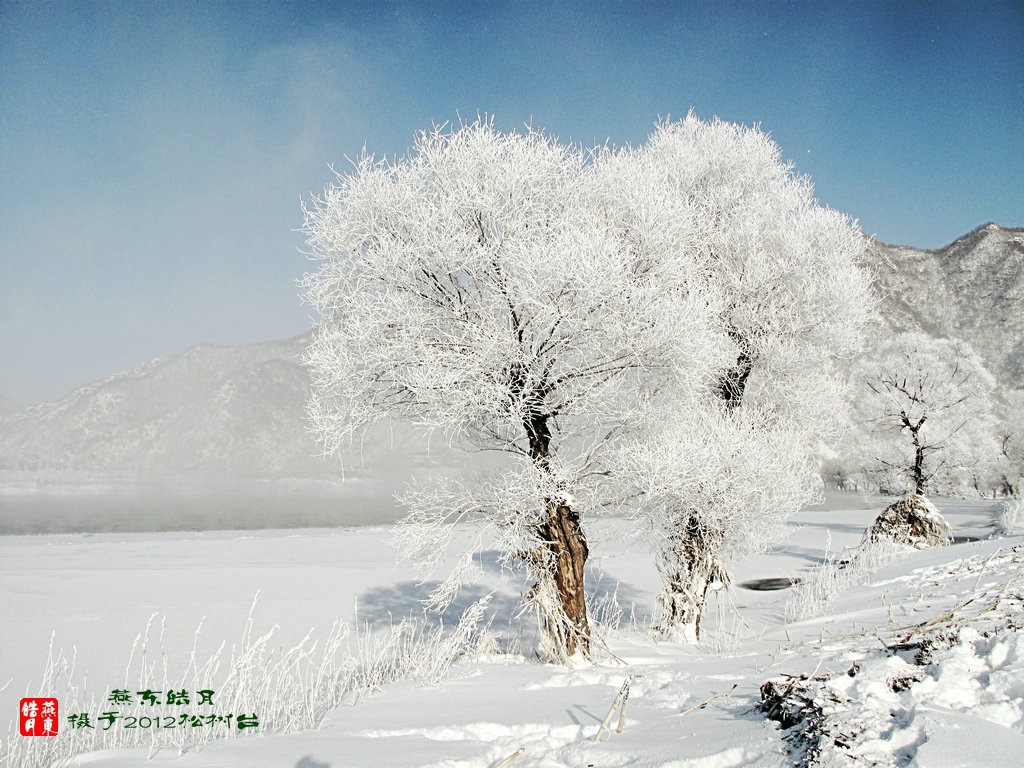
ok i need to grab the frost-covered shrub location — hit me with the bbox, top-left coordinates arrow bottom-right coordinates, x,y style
785,537 -> 910,623
997,497 -> 1024,535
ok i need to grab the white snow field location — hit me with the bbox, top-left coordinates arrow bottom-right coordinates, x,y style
2,493 -> 1022,767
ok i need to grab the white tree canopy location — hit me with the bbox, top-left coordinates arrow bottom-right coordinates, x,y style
302,120 -> 722,460
599,118 -> 873,639
850,332 -> 1000,497
301,115 -> 873,655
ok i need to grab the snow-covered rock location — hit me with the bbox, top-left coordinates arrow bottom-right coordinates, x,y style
865,493 -> 953,549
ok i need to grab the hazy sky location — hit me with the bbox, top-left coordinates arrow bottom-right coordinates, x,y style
2,1 -> 1022,404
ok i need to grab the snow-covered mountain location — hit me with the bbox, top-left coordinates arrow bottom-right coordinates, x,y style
869,222 -> 1024,384
0,334 -> 325,476
1,223 -> 1019,478
0,332 -> 470,479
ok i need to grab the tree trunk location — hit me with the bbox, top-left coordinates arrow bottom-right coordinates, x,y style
525,410 -> 591,660
537,501 -> 590,658
912,432 -> 926,495
656,514 -> 726,643
902,413 -> 927,495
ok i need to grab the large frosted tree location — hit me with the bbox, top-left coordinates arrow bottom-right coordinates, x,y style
302,119 -> 723,660
301,115 -> 872,659
605,119 -> 872,640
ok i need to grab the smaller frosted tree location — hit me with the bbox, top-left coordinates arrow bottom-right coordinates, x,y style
996,389 -> 1024,496
615,409 -> 820,640
851,333 -> 1000,497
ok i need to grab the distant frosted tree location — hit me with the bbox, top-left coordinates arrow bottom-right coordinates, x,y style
851,333 -> 1000,497
996,389 -> 1024,496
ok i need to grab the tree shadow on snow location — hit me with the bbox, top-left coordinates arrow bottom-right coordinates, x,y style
584,564 -> 653,626
765,544 -> 830,565
567,703 -> 602,725
354,550 -> 652,651
356,580 -> 524,633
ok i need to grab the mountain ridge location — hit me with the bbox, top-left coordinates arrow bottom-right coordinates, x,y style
2,223 -> 1020,478
868,221 -> 1024,383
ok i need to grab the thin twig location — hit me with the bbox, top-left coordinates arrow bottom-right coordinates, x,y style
680,683 -> 737,717
493,747 -> 525,768
616,683 -> 631,734
594,679 -> 630,742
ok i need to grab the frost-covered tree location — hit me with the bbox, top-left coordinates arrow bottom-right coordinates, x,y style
301,115 -> 872,656
851,333 -> 1000,497
301,118 -> 725,661
616,411 -> 821,639
604,118 -> 872,640
995,389 -> 1024,496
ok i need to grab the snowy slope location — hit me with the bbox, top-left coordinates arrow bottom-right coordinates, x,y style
2,496 -> 1021,767
0,334 -> 321,476
870,222 -> 1024,384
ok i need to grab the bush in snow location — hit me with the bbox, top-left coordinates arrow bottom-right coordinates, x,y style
865,493 -> 953,549
997,497 -> 1024,535
785,535 -> 910,623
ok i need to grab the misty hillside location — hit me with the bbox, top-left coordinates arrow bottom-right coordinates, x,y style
1,223 -> 1019,479
0,333 -> 471,479
870,222 -> 1024,383
0,396 -> 21,420
0,334 -> 323,476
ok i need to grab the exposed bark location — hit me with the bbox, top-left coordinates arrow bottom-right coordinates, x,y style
524,408 -> 591,659
537,500 -> 590,657
717,333 -> 753,408
900,410 -> 928,494
913,441 -> 926,494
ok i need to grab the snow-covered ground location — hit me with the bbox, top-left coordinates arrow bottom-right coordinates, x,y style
2,492 -> 1021,767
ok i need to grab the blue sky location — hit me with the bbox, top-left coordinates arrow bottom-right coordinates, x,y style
2,0 -> 1022,404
